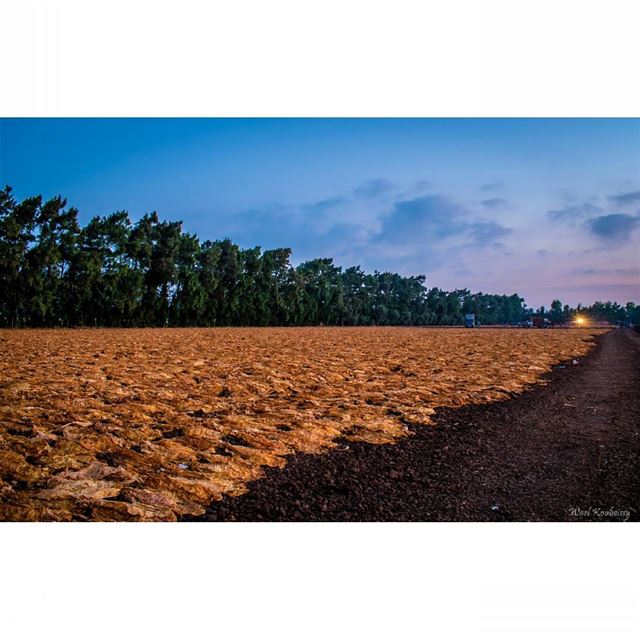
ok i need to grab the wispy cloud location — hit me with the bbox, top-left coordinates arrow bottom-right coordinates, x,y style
302,197 -> 347,215
481,197 -> 509,210
584,213 -> 640,242
571,266 -> 640,276
397,180 -> 433,199
547,202 -> 602,222
353,178 -> 395,199
469,220 -> 512,244
227,201 -> 364,260
375,195 -> 467,244
607,190 -> 640,207
369,193 -> 513,273
479,181 -> 504,192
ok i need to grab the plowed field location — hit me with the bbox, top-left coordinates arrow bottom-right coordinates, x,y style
0,327 -> 607,521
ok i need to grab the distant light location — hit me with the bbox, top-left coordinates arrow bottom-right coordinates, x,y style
574,316 -> 586,326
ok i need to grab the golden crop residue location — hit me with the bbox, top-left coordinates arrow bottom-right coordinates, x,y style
0,327 -> 606,521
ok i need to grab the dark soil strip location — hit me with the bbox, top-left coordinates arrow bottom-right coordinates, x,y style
190,329 -> 640,522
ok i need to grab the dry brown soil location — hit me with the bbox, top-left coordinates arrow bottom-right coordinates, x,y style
0,327 -> 607,521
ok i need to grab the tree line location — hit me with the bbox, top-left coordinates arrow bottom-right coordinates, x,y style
1,187 -> 637,328
541,298 -> 640,326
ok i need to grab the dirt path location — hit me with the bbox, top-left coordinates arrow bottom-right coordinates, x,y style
193,328 -> 640,521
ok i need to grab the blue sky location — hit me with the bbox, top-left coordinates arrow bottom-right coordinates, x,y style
1,118 -> 639,307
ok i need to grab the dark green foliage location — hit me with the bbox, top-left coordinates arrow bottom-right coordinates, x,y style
1,186 -> 637,328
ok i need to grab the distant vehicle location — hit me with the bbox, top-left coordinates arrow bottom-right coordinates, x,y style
465,313 -> 476,328
531,316 -> 551,328
570,316 -> 609,328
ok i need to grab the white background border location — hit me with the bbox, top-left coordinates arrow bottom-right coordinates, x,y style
2,0 -> 640,116
1,524 -> 639,638
1,1 -> 639,638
